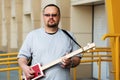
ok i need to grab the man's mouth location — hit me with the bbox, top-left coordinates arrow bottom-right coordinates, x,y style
48,20 -> 54,23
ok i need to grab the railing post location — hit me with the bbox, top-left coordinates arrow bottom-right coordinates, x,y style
19,68 -> 22,80
98,55 -> 101,80
7,54 -> 10,80
73,67 -> 77,80
115,36 -> 120,80
102,34 -> 120,80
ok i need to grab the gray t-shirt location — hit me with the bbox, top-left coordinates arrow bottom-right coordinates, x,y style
17,28 -> 79,80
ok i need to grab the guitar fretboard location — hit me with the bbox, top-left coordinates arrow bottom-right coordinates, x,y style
41,43 -> 95,70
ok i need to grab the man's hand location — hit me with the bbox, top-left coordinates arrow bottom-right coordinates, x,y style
18,58 -> 35,80
61,57 -> 71,68
22,65 -> 35,80
61,56 -> 80,68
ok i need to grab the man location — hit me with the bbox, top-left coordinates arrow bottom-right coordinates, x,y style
18,4 -> 81,80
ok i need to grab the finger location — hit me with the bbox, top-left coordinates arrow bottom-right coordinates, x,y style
29,74 -> 34,79
26,73 -> 34,79
29,67 -> 35,74
61,58 -> 67,65
61,60 -> 66,65
63,58 -> 70,63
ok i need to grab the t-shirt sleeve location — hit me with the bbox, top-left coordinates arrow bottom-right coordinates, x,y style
17,32 -> 33,59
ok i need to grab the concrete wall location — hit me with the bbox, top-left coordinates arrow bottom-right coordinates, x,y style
71,5 -> 93,79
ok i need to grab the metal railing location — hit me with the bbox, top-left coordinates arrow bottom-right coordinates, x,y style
73,47 -> 112,80
0,52 -> 22,80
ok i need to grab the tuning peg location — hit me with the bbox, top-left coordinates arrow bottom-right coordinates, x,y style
87,50 -> 90,52
93,48 -> 96,50
87,43 -> 91,45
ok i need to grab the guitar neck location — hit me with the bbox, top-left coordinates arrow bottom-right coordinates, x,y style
41,48 -> 83,70
41,43 -> 95,71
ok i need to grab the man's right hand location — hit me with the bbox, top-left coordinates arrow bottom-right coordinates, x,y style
22,65 -> 35,80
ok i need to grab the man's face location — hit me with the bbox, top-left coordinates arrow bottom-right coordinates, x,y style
43,6 -> 60,28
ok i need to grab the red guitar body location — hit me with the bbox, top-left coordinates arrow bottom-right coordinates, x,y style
24,63 -> 44,80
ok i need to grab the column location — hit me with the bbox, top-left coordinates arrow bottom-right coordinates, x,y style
0,0 -> 2,51
31,0 -> 41,29
4,0 -> 11,52
15,0 -> 23,49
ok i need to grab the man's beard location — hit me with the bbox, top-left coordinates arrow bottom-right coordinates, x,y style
46,19 -> 59,28
47,23 -> 58,28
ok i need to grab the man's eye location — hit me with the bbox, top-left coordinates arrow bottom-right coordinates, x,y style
44,14 -> 58,17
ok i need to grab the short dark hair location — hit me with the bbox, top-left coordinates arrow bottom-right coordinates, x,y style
43,4 -> 60,15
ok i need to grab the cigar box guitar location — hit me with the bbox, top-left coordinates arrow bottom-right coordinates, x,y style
23,43 -> 95,80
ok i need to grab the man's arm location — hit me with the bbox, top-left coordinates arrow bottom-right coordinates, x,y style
18,57 -> 35,79
18,57 -> 28,68
70,56 -> 80,68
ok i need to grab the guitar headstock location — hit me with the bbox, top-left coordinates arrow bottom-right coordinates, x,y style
83,43 -> 96,52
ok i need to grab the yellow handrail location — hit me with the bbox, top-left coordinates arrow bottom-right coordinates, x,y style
0,52 -> 20,80
102,34 -> 120,80
73,47 -> 112,80
0,52 -> 18,56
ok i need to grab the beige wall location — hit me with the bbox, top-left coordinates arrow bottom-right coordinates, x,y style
0,0 -> 2,51
71,5 -> 92,46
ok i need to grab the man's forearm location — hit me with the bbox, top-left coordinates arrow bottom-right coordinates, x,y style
18,57 -> 28,69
